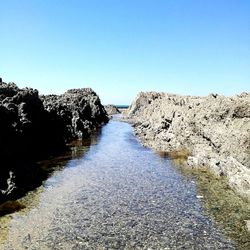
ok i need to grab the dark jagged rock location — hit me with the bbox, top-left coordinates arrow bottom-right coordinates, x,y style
41,88 -> 108,141
0,81 -> 108,203
0,82 -> 66,161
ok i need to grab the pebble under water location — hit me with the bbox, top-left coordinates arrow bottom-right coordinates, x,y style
0,118 -> 235,249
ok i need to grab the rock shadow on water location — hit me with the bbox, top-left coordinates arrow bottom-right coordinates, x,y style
0,130 -> 102,247
157,150 -> 250,250
0,129 -> 102,217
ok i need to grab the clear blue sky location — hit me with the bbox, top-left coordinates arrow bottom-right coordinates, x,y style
0,0 -> 249,104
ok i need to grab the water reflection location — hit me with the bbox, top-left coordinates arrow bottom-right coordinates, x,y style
1,120 -> 235,249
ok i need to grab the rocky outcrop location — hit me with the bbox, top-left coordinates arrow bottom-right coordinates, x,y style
104,104 -> 120,116
41,88 -> 108,141
126,92 -> 250,201
0,81 -> 108,203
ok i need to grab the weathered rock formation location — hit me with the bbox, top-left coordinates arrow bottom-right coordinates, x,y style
104,104 -> 121,116
41,88 -> 108,140
0,81 -> 108,203
126,92 -> 250,201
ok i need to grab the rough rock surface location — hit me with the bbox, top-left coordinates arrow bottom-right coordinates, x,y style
0,81 -> 108,203
41,88 -> 108,141
104,104 -> 121,116
126,92 -> 250,201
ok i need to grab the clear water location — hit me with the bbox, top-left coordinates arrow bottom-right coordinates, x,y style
0,119 -> 234,249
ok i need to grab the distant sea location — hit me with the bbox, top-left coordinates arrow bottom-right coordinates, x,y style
115,105 -> 129,109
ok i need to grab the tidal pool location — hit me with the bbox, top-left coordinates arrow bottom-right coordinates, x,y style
0,119 -> 236,249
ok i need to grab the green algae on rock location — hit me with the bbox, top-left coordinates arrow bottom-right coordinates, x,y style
175,165 -> 250,250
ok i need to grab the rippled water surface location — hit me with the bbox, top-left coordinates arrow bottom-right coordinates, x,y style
0,119 -> 235,249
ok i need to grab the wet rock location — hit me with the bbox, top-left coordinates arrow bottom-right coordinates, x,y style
0,171 -> 16,195
126,92 -> 250,201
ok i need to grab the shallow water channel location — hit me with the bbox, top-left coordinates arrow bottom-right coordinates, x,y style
0,118 -> 237,249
